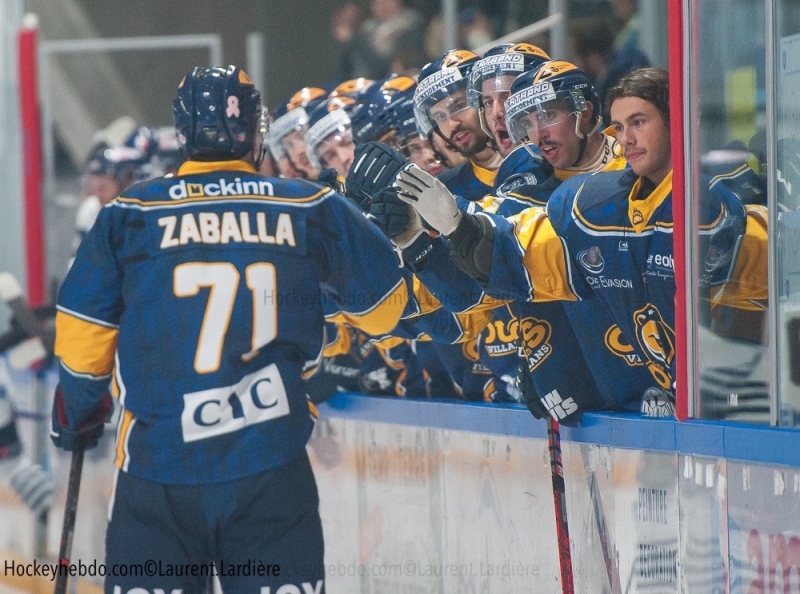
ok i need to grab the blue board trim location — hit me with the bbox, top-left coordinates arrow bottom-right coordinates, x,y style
318,394 -> 800,467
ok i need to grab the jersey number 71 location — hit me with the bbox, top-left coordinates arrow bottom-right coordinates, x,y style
174,262 -> 277,373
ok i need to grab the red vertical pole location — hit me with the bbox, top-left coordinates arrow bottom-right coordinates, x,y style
668,0 -> 689,421
17,16 -> 46,307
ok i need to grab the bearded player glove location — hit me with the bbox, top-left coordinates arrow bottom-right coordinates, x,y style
394,164 -> 462,236
345,142 -> 410,211
370,187 -> 433,271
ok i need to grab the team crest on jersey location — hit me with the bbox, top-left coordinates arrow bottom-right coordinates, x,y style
497,173 -> 538,198
518,316 -> 552,372
482,318 -> 519,356
632,208 -> 644,225
604,324 -> 644,366
577,246 -> 605,274
633,304 -> 675,389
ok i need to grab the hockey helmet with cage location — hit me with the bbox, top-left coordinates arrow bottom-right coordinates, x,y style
413,49 -> 481,136
505,60 -> 602,157
172,65 -> 264,164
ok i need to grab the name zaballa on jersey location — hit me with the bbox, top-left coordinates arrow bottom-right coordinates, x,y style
158,211 -> 296,248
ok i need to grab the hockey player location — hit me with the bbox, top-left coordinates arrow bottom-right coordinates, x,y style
467,43 -> 551,159
74,146 -> 148,244
305,97 -> 358,176
374,62 -> 618,417
414,49 -> 503,200
394,98 -> 445,176
269,87 -> 327,179
50,66 -> 409,594
395,67 -> 753,416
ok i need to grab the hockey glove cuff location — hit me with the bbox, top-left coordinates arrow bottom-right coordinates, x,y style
51,387 -> 113,451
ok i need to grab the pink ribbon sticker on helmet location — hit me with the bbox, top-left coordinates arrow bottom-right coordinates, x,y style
227,96 -> 240,118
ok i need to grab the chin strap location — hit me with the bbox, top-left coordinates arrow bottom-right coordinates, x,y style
570,115 -> 602,168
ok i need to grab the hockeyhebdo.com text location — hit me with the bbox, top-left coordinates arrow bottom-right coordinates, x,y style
3,558 -> 281,581
326,559 -> 540,579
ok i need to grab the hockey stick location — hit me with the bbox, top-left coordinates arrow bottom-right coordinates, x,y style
547,417 -> 575,594
54,447 -> 83,594
588,464 -> 623,594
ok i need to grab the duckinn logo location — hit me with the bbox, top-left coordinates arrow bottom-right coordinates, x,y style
168,177 -> 275,200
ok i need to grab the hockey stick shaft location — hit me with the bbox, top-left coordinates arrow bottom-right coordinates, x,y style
54,447 -> 84,594
547,417 -> 575,594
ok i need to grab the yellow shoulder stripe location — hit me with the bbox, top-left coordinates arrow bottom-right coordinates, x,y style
55,311 -> 118,376
336,278 -> 407,336
411,275 -> 443,316
322,322 -> 353,357
454,309 -> 492,343
513,208 -> 579,301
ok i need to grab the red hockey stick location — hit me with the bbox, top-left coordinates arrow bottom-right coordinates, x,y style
547,417 -> 575,594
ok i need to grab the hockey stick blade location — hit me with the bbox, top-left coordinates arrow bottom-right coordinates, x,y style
547,417 -> 575,594
54,447 -> 84,594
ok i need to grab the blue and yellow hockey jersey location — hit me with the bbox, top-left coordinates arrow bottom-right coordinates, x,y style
55,160 -> 407,484
485,168 -> 747,407
437,159 -> 497,202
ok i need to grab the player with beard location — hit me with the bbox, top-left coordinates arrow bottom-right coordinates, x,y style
414,50 -> 503,201
368,63 -> 631,421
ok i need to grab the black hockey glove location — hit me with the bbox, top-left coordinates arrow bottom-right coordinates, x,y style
370,187 -> 418,241
370,187 -> 433,271
51,387 -> 113,451
517,362 -> 549,420
345,142 -> 409,211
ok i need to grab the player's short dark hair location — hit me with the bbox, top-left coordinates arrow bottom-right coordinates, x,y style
605,68 -> 670,124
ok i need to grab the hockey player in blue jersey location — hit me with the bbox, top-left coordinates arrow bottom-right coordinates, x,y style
395,68 -> 756,417
378,61 -> 625,420
50,66 -> 409,594
268,86 -> 328,180
414,50 -> 504,200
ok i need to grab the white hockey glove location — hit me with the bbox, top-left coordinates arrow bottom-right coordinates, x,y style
0,456 -> 54,518
394,164 -> 462,237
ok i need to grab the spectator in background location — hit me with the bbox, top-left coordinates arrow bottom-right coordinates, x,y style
569,16 -> 650,124
613,0 -> 642,55
333,0 -> 425,80
425,8 -> 498,63
459,8 -> 496,52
